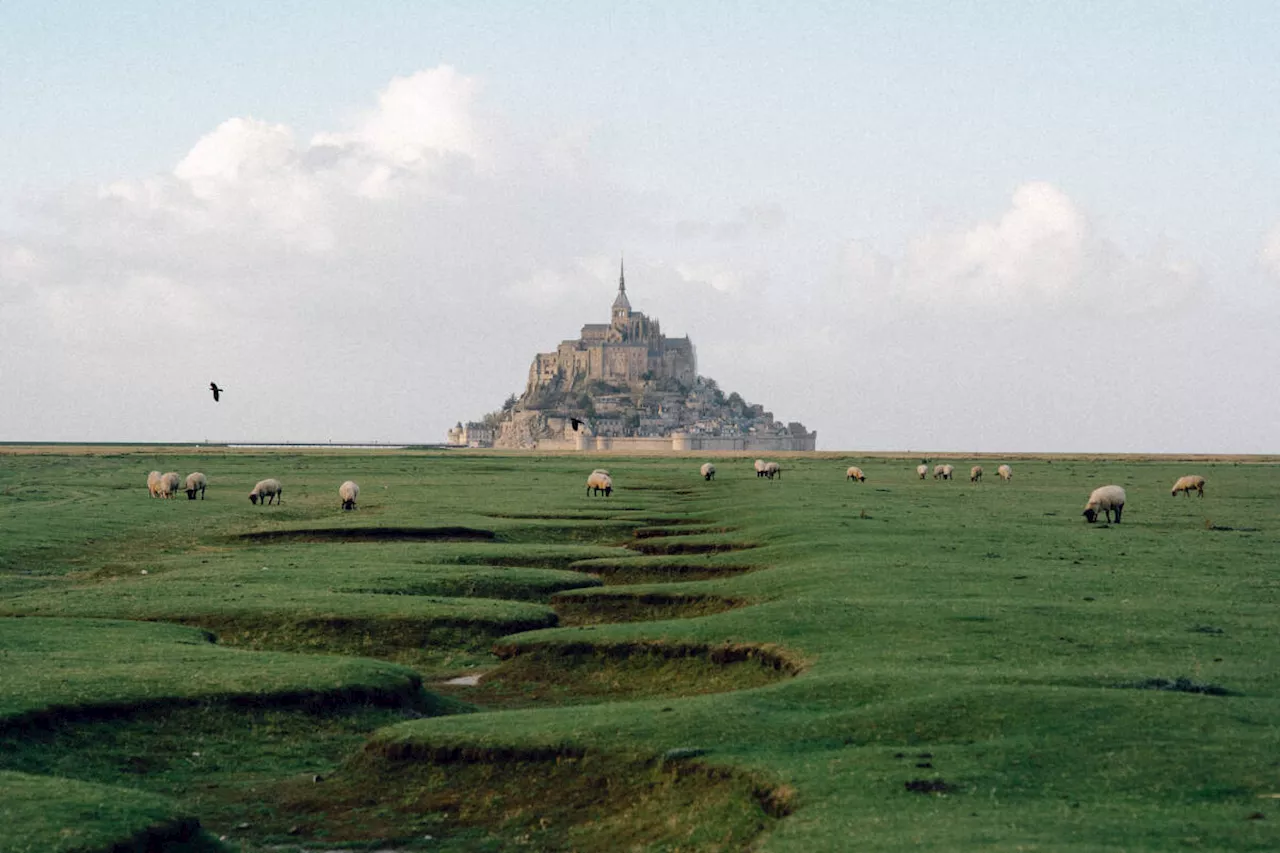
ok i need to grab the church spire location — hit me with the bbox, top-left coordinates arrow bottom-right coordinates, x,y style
611,254 -> 631,320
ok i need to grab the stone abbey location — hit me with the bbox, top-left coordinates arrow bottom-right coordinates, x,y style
450,262 -> 816,452
527,260 -> 696,393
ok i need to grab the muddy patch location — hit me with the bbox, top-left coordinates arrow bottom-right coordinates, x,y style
452,640 -> 803,708
569,555 -> 760,585
239,526 -> 497,544
185,612 -> 559,664
552,590 -> 750,625
629,538 -> 759,556
631,525 -> 728,539
238,745 -> 793,851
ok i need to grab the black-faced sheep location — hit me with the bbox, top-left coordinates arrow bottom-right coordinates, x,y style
184,472 -> 207,500
933,464 -> 953,480
147,471 -> 163,498
754,459 -> 767,478
157,472 -> 181,499
970,465 -> 983,483
249,478 -> 283,506
764,461 -> 782,480
701,463 -> 716,481
1083,485 -> 1126,523
846,466 -> 865,482
339,480 -> 359,510
1171,475 -> 1205,498
586,470 -> 613,496
997,464 -> 1013,482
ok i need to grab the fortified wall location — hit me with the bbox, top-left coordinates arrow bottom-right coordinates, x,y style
450,261 -> 817,452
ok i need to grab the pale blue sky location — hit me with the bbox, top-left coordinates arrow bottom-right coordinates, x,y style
2,3 -> 1278,449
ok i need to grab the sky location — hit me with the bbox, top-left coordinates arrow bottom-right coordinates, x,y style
2,2 -> 1278,452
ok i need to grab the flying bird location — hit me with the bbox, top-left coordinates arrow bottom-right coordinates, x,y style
209,382 -> 224,402
570,417 -> 584,432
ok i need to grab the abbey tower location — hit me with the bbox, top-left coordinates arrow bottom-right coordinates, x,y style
525,259 -> 696,394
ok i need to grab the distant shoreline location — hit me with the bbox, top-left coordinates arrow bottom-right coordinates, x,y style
0,442 -> 1274,463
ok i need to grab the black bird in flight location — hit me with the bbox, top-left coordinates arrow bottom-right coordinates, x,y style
570,417 -> 584,432
210,382 -> 224,402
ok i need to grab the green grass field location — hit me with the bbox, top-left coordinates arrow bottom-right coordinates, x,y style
1,447 -> 1277,851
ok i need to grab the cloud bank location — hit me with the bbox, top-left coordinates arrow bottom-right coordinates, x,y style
1,67 -> 1275,452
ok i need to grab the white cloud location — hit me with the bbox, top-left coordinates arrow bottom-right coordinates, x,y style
312,67 -> 485,168
842,182 -> 1202,313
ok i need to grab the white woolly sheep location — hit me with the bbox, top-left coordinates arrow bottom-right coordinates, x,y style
754,459 -> 767,478
586,471 -> 613,497
846,466 -> 865,482
916,464 -> 929,480
249,478 -> 283,506
764,461 -> 782,480
970,465 -> 983,483
147,471 -> 163,498
339,480 -> 360,511
184,472 -> 207,500
157,472 -> 181,499
1083,485 -> 1126,523
700,463 -> 716,481
933,464 -> 954,480
997,464 -> 1013,482
1171,475 -> 1205,497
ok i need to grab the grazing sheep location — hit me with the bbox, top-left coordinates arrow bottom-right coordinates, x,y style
147,471 -> 163,498
156,472 -> 181,499
933,464 -> 954,481
970,465 -> 983,483
339,480 -> 359,511
916,464 -> 929,480
184,472 -> 207,500
754,459 -> 767,478
249,478 -> 283,506
997,464 -> 1013,482
1170,475 -> 1205,498
586,471 -> 613,497
764,462 -> 782,480
700,463 -> 716,481
846,466 -> 866,482
1083,485 -> 1126,523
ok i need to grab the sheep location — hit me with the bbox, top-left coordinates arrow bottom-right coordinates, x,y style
339,480 -> 359,511
997,464 -> 1013,482
754,459 -> 767,478
846,466 -> 866,482
249,478 -> 283,506
933,464 -> 953,480
1171,475 -> 1205,498
1083,485 -> 1126,523
916,464 -> 929,480
700,462 -> 716,481
586,471 -> 613,497
156,472 -> 181,499
147,471 -> 163,498
970,465 -> 983,483
184,472 -> 207,500
764,461 -> 782,480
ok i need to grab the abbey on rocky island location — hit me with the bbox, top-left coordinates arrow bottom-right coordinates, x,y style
449,261 -> 816,452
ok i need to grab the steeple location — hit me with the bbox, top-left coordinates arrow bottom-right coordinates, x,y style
611,254 -> 631,320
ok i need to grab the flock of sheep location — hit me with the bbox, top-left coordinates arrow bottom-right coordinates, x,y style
586,460 -> 1208,525
148,460 -> 1206,525
145,471 -> 361,511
